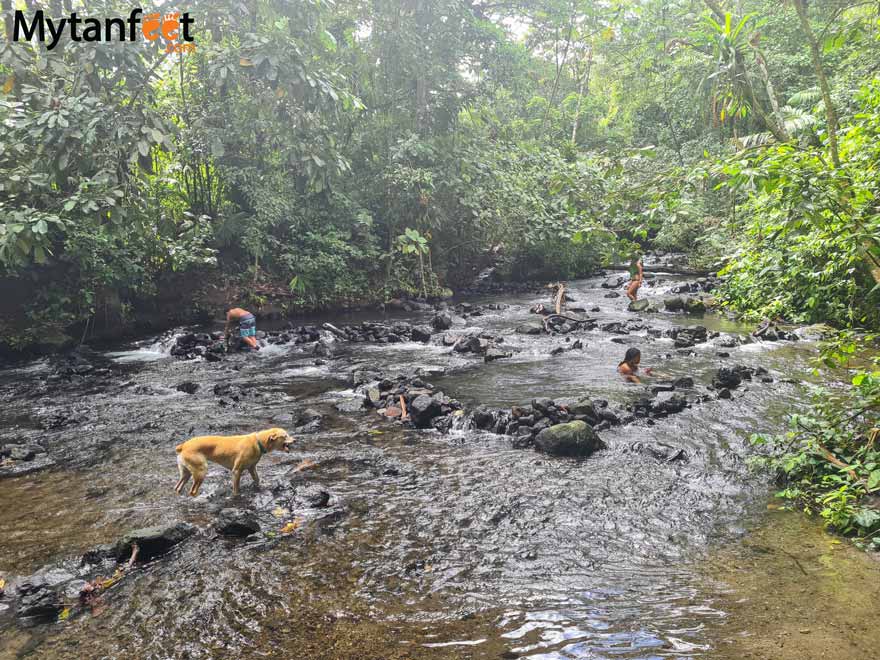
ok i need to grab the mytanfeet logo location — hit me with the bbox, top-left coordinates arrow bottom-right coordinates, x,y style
10,7 -> 195,53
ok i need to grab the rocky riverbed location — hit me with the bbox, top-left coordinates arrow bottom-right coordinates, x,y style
0,271 -> 863,659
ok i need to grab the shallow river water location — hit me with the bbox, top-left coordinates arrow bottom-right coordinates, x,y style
0,273 -> 843,659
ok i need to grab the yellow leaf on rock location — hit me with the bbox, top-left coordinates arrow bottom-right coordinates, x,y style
2,75 -> 14,94
281,519 -> 302,534
59,608 -> 71,621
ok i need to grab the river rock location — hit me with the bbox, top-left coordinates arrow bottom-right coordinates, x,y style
673,376 -> 695,389
664,297 -> 685,312
685,298 -> 706,315
176,381 -> 200,395
16,580 -> 63,620
215,509 -> 260,537
713,367 -> 742,390
602,275 -> 626,288
534,421 -> 605,458
431,312 -> 453,331
628,299 -> 651,312
293,485 -> 331,508
113,522 -> 197,562
567,398 -> 599,425
484,348 -> 511,362
409,394 -> 440,428
411,325 -> 433,343
516,320 -> 544,335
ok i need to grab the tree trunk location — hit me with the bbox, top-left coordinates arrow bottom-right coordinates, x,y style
792,0 -> 840,167
570,47 -> 592,144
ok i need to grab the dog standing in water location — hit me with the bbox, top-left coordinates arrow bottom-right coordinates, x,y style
175,428 -> 294,496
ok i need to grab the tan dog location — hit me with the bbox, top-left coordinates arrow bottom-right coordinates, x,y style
174,428 -> 294,496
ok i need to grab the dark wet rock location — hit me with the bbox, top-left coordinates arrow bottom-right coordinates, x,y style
473,408 -> 496,430
652,394 -> 688,416
409,394 -> 440,428
604,291 -> 621,299
113,522 -> 197,562
717,388 -> 733,400
176,381 -> 200,395
431,312 -> 453,331
215,509 -> 260,537
293,485 -> 331,508
753,321 -> 798,342
534,421 -> 605,458
600,321 -> 628,335
568,398 -> 599,425
484,348 -> 511,362
16,579 -> 63,620
685,298 -> 706,315
664,296 -> 685,312
602,275 -> 626,288
670,325 -> 708,348
650,382 -> 676,394
516,320 -> 544,335
673,376 -> 695,389
411,325 -> 433,343
713,367 -> 743,390
628,299 -> 651,312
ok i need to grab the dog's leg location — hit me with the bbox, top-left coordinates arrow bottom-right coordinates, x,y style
175,458 -> 192,495
248,466 -> 260,489
231,469 -> 242,496
190,473 -> 204,497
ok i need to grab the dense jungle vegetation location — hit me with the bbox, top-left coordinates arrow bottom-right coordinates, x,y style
0,2 -> 878,541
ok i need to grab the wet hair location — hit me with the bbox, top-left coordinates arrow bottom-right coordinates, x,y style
620,347 -> 641,366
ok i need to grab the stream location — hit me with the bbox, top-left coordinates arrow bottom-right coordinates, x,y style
0,271 -> 841,659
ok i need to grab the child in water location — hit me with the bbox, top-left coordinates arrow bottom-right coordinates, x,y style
618,347 -> 652,383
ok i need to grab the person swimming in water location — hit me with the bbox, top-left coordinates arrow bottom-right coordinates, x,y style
617,347 -> 653,383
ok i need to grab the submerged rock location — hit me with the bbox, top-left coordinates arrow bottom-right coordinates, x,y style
628,299 -> 651,312
113,522 -> 197,562
215,509 -> 260,537
534,421 -> 605,458
516,320 -> 544,335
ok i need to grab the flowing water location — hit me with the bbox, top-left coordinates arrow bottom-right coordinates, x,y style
0,274 -> 832,659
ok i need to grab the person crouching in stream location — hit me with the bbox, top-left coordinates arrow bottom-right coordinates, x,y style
225,307 -> 260,352
618,347 -> 652,384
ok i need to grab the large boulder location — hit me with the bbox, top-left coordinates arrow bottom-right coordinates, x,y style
628,299 -> 651,312
534,421 -> 605,458
113,522 -> 196,562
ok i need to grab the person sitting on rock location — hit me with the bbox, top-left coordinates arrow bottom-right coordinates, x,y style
225,307 -> 260,351
618,347 -> 652,383
626,253 -> 644,301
